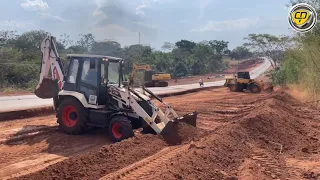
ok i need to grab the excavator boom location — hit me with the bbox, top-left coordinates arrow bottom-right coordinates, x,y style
34,36 -> 65,99
130,63 -> 171,87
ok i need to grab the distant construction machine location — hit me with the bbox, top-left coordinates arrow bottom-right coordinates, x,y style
33,36 -> 197,143
130,63 -> 171,87
224,71 -> 264,93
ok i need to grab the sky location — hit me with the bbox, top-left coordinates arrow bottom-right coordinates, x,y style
0,0 -> 293,50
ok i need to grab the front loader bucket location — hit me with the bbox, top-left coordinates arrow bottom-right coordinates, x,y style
34,78 -> 59,99
160,111 -> 198,145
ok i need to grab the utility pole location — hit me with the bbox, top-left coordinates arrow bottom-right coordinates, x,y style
138,32 -> 141,45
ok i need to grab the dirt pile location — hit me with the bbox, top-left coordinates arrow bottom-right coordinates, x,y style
272,90 -> 301,105
139,91 -> 320,179
141,123 -> 252,180
240,97 -> 319,154
15,134 -> 167,180
9,90 -> 320,180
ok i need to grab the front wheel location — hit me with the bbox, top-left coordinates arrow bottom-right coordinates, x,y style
57,98 -> 88,134
108,116 -> 134,142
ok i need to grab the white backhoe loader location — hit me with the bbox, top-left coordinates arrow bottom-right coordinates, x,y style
34,36 -> 197,143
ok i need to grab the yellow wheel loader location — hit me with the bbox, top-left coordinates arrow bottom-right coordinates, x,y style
224,72 -> 264,93
131,63 -> 171,87
34,36 -> 197,143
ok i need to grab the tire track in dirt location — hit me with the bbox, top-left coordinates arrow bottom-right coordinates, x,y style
9,88 -> 317,179
100,144 -> 190,180
251,149 -> 284,179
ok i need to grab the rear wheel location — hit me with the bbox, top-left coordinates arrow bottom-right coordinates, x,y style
249,83 -> 261,93
108,116 -> 134,142
229,84 -> 239,92
57,98 -> 88,134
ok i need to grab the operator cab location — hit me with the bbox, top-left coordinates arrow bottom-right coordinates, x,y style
63,54 -> 124,106
237,71 -> 251,79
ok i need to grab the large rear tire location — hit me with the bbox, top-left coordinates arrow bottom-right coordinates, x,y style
229,84 -> 239,92
57,98 -> 88,134
249,83 -> 261,93
108,116 -> 134,142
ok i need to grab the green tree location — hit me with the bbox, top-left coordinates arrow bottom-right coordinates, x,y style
77,33 -> 95,52
230,46 -> 253,60
175,40 -> 196,52
174,61 -> 188,77
209,40 -> 229,55
161,42 -> 174,51
244,33 -> 292,68
59,34 -> 73,47
91,40 -> 123,57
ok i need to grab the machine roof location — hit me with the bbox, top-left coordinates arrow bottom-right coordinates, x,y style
66,54 -> 123,61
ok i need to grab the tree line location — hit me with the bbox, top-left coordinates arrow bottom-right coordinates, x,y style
0,29 -> 254,90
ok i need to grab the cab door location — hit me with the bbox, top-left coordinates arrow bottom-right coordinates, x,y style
78,58 -> 101,105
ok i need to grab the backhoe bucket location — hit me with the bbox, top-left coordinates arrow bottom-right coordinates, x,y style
160,111 -> 198,145
34,78 -> 59,99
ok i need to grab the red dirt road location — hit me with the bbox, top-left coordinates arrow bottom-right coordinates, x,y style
0,87 -> 319,180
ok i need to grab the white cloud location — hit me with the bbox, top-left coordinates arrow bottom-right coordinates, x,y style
21,0 -> 49,11
136,2 -> 147,16
92,0 -> 107,19
191,17 -> 260,32
135,0 -> 165,16
38,12 -> 66,22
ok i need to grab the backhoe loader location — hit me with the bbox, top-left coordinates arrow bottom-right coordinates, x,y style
130,63 -> 171,87
34,36 -> 197,143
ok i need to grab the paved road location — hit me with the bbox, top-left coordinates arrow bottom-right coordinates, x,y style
0,58 -> 271,112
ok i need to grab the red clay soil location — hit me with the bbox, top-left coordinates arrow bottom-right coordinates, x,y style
15,134 -> 168,180
5,87 -> 320,180
139,92 -> 320,180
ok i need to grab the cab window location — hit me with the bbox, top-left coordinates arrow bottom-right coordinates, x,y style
108,62 -> 119,84
81,59 -> 98,86
67,59 -> 79,83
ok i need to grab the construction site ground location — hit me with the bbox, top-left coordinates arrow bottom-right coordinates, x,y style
0,85 -> 319,179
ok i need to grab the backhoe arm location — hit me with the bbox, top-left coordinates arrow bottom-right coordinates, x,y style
34,36 -> 65,99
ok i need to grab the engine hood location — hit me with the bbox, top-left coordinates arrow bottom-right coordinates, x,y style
130,90 -> 151,101
117,86 -> 151,101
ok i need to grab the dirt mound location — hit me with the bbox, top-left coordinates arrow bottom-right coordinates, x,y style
11,88 -> 320,180
140,92 -> 320,179
239,98 -> 319,154
272,91 -> 300,105
15,134 -> 167,180
141,123 -> 252,180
